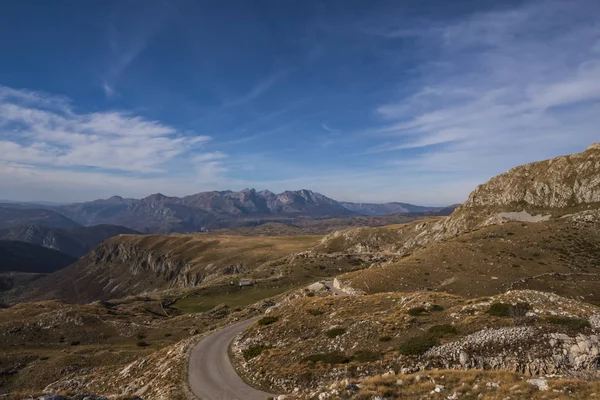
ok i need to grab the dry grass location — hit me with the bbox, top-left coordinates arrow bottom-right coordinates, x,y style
337,218 -> 600,301
334,370 -> 600,399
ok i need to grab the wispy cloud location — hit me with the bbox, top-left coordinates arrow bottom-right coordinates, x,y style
365,0 -> 600,176
0,87 -> 217,175
221,70 -> 288,108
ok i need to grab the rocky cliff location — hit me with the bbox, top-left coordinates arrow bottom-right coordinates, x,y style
320,144 -> 600,257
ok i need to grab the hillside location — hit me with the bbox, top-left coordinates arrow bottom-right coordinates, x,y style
17,233 -> 370,304
320,145 -> 600,298
233,289 -> 600,397
0,240 -> 76,273
0,224 -> 139,257
0,207 -> 80,230
334,215 -> 600,300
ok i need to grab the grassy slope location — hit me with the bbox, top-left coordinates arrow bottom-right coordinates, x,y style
337,218 -> 600,301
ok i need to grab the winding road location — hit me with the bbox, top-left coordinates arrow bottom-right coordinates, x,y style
188,316 -> 277,400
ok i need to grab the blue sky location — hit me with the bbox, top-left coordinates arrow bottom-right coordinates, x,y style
0,0 -> 599,205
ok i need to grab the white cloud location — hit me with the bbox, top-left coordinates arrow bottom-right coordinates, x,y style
0,88 -> 215,174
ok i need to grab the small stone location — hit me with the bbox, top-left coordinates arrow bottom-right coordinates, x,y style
527,378 -> 549,391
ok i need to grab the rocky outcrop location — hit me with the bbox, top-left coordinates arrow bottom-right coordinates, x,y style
424,327 -> 600,375
321,144 -> 600,259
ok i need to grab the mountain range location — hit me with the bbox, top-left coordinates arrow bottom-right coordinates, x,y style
2,189 -> 440,234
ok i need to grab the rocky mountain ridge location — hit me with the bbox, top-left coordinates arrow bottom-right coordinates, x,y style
56,189 -> 357,233
320,144 -> 600,257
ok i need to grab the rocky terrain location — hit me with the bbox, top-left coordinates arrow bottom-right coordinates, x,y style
0,293 -> 266,399
233,289 -> 600,397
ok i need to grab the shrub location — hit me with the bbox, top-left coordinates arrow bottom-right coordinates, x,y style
546,316 -> 591,332
164,333 -> 172,337
407,306 -> 427,316
353,350 -> 381,362
399,335 -> 438,355
303,352 -> 351,364
258,316 -> 278,326
487,302 -> 530,318
70,341 -> 80,346
136,333 -> 146,339
379,335 -> 392,342
325,327 -> 346,338
242,344 -> 268,361
430,304 -> 444,312
136,340 -> 149,347
428,324 -> 457,337
307,309 -> 324,316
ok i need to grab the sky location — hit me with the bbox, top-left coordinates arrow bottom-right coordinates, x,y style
0,0 -> 599,205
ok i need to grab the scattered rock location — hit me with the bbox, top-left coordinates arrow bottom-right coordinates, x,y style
527,378 -> 549,391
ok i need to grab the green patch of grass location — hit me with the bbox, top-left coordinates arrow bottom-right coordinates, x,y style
399,335 -> 439,355
258,316 -> 278,326
303,352 -> 351,365
428,324 -> 457,337
546,316 -> 591,332
173,284 -> 298,314
307,309 -> 324,316
325,327 -> 346,338
407,306 -> 427,316
243,344 -> 269,361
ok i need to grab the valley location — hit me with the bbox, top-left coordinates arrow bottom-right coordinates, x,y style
1,144 -> 600,400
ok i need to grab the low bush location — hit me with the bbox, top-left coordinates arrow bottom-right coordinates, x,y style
307,309 -> 324,316
546,316 -> 591,332
430,304 -> 444,312
325,327 -> 346,338
242,344 -> 268,360
407,306 -> 427,316
399,335 -> 438,355
303,352 -> 351,365
136,340 -> 149,347
379,335 -> 392,342
70,341 -> 80,346
428,324 -> 457,337
257,316 -> 278,326
353,350 -> 381,362
487,302 -> 530,318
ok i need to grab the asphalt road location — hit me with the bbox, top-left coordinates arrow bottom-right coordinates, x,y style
188,317 -> 277,400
